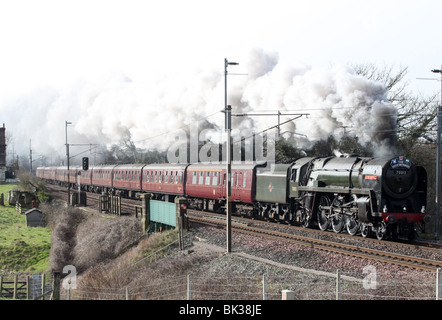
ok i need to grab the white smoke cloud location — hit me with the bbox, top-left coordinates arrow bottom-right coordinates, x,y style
0,47 -> 397,163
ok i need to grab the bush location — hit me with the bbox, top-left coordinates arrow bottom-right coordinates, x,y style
73,216 -> 142,272
48,206 -> 87,272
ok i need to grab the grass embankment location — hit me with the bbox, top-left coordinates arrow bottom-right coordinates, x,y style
0,184 -> 51,272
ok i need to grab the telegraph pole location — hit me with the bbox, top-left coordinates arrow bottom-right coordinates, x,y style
225,58 -> 238,253
29,139 -> 32,173
66,121 -> 72,206
431,67 -> 442,241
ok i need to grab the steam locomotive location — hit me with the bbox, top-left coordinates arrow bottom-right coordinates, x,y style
255,155 -> 428,240
36,155 -> 429,240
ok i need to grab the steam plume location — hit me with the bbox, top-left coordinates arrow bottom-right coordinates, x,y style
0,48 -> 396,162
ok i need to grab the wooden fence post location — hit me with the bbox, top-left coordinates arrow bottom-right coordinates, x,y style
13,275 -> 17,299
26,276 -> 30,299
41,273 -> 46,300
52,272 -> 60,300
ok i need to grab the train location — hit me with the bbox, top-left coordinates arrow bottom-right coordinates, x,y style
36,155 -> 429,240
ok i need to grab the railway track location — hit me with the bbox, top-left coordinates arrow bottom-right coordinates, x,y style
46,184 -> 140,215
188,211 -> 442,272
46,184 -> 442,271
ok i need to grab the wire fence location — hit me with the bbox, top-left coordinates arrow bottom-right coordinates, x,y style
61,268 -> 442,300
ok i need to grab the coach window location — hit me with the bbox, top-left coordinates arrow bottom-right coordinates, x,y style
243,172 -> 247,188
191,171 -> 197,184
199,171 -> 204,184
205,171 -> 211,185
212,172 -> 218,186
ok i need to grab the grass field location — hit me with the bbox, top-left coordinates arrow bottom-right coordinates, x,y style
0,184 -> 51,272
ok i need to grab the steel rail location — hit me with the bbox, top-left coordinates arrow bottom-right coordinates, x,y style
188,215 -> 442,272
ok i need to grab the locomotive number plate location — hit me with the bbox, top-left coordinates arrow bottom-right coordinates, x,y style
394,170 -> 408,175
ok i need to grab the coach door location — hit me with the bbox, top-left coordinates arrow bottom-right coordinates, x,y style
232,170 -> 241,200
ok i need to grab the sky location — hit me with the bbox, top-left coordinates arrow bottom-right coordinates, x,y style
1,0 -> 442,163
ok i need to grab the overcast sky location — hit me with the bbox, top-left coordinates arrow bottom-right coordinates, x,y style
1,0 -> 441,158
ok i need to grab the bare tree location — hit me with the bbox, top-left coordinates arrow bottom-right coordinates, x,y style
353,63 -> 438,145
